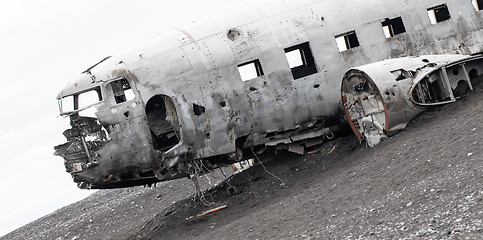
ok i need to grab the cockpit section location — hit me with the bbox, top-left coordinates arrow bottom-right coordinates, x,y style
55,74 -> 158,189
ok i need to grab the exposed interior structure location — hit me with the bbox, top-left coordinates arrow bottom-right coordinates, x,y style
146,95 -> 180,151
412,58 -> 483,105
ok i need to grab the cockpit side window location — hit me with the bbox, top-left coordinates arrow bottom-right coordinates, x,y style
106,79 -> 135,104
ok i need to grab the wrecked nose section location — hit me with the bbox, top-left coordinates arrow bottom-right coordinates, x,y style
54,114 -> 109,186
342,54 -> 483,147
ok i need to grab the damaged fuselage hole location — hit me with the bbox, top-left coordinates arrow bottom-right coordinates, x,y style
227,28 -> 243,41
146,95 -> 180,151
193,103 -> 206,116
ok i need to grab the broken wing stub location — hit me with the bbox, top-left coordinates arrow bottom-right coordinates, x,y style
342,54 -> 483,147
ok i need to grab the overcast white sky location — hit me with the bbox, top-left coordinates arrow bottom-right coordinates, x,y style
0,0 -> 264,236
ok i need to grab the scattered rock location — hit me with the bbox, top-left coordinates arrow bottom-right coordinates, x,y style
453,227 -> 464,233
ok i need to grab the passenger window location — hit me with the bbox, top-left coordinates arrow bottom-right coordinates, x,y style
238,60 -> 264,81
284,42 -> 317,79
382,17 -> 406,38
335,31 -> 360,52
473,0 -> 482,11
427,4 -> 451,24
107,79 -> 135,104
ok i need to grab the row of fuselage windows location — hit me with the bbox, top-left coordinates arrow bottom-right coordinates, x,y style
238,1 -> 482,81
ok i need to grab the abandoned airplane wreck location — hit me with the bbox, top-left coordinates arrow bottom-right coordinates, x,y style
54,0 -> 483,189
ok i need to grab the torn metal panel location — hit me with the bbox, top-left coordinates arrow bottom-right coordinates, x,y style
288,144 -> 305,155
304,138 -> 324,148
342,55 -> 483,147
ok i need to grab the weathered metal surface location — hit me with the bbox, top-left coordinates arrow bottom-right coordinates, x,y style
54,0 -> 483,189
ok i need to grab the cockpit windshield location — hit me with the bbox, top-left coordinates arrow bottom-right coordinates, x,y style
59,95 -> 75,113
58,87 -> 102,115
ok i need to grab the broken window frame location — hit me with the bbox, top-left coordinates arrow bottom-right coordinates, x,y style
59,95 -> 75,113
382,17 -> 406,38
427,4 -> 451,25
78,90 -> 102,110
105,78 -> 136,105
335,31 -> 360,52
58,87 -> 103,114
284,42 -> 318,80
473,0 -> 482,11
237,59 -> 264,82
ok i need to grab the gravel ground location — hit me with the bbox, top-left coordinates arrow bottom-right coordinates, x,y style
3,83 -> 482,240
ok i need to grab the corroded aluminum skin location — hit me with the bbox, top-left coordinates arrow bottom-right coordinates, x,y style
55,0 -> 483,188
